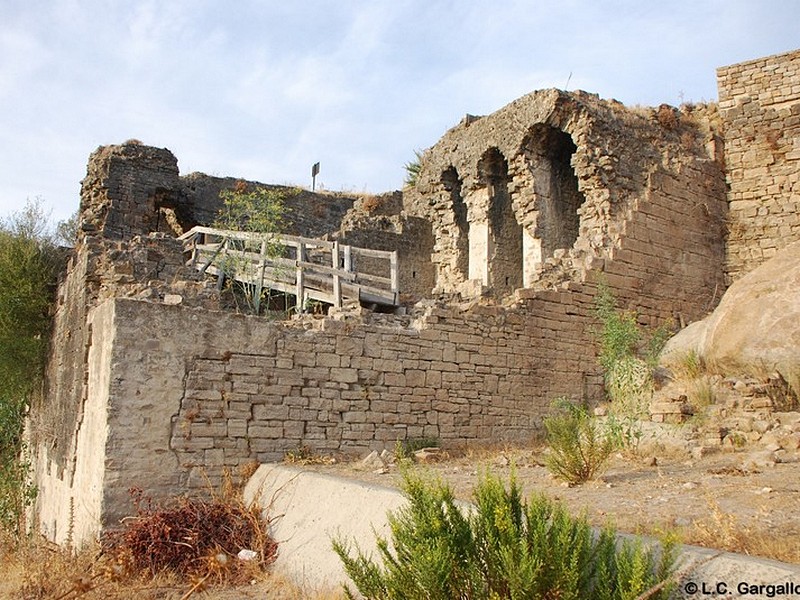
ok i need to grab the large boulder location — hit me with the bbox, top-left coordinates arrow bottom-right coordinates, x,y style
662,241 -> 800,376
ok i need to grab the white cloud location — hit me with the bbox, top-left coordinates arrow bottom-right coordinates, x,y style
1,0 -> 799,220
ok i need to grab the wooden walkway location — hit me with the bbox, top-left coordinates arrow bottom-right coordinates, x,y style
179,226 -> 399,312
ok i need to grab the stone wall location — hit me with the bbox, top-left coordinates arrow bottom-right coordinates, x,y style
405,89 -> 727,325
44,287 -> 603,539
80,141 -> 358,241
337,194 -> 436,303
717,49 -> 800,281
600,161 -> 728,326
32,298 -> 115,545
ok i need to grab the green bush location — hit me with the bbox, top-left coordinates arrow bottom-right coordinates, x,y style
544,401 -> 616,484
333,470 -> 677,600
393,436 -> 440,461
594,283 -> 670,418
594,283 -> 641,375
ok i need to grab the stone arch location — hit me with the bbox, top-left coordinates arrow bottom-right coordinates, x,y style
441,167 -> 469,280
477,148 -> 522,296
522,125 -> 585,262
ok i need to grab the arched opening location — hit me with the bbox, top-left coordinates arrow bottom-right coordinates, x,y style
478,148 -> 522,296
523,125 -> 585,260
441,167 -> 469,280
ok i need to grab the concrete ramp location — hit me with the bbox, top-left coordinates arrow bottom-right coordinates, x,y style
244,464 -> 800,598
243,464 -> 407,592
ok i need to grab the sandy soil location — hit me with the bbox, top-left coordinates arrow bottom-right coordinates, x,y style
310,436 -> 800,565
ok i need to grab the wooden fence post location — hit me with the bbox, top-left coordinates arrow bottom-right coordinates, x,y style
390,250 -> 399,304
332,241 -> 342,309
254,239 -> 267,315
295,241 -> 305,313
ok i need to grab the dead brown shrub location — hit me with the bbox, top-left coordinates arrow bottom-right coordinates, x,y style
360,195 -> 382,213
656,104 -> 678,130
104,488 -> 277,584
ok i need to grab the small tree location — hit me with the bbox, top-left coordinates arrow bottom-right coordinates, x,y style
54,210 -> 80,247
212,183 -> 295,314
215,182 -> 288,237
0,199 -> 61,535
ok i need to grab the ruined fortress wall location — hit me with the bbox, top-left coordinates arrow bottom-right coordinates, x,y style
602,160 -> 728,325
63,291 -> 601,538
409,90 -> 727,325
180,173 -> 358,239
33,299 -> 115,545
717,49 -> 800,281
80,142 -> 358,241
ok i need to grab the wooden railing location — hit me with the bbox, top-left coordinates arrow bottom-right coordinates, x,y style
178,226 -> 399,312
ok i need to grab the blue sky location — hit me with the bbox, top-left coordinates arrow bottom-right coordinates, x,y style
1,1 -> 798,224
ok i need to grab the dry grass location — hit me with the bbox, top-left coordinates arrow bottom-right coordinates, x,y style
686,498 -> 800,564
0,464 -> 345,600
0,533 -> 342,599
687,376 -> 716,411
1,527 -> 342,600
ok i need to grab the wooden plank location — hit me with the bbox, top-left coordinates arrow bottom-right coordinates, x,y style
343,245 -> 352,273
350,246 -> 395,260
353,271 -> 392,287
182,225 -> 335,250
390,251 -> 399,293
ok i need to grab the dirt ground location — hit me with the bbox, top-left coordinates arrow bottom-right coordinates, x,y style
310,424 -> 800,566
5,423 -> 798,600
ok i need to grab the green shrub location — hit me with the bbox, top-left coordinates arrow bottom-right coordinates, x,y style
393,436 -> 440,461
544,401 -> 616,484
403,150 -> 423,188
594,284 -> 641,375
333,470 -> 677,600
594,283 -> 671,416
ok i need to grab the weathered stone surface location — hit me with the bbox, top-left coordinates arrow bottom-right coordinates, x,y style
402,88 -> 727,323
705,241 -> 800,374
718,48 -> 800,282
664,242 -> 800,376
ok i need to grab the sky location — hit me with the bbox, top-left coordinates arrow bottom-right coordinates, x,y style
1,1 -> 799,224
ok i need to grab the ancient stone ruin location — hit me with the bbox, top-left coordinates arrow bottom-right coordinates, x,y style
28,49 -> 800,546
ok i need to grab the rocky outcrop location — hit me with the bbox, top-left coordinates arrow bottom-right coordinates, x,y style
663,241 -> 800,377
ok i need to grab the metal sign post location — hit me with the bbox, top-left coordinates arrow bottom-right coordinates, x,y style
311,162 -> 320,191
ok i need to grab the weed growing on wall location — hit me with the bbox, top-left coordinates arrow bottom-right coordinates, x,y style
0,199 -> 63,535
403,149 -> 423,188
334,469 -> 677,600
594,282 -> 670,427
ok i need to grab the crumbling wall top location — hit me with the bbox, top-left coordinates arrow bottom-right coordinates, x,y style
79,141 -> 180,240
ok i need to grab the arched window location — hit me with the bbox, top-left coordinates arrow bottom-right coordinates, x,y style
523,125 -> 585,260
441,167 -> 469,280
478,148 -> 522,295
